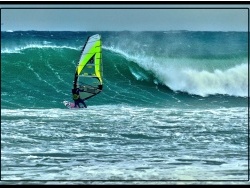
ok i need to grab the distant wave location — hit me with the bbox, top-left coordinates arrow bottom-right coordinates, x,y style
1,44 -> 80,54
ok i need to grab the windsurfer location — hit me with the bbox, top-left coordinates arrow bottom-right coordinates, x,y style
72,87 -> 87,108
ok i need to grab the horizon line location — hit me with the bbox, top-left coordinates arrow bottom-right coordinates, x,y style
1,29 -> 247,32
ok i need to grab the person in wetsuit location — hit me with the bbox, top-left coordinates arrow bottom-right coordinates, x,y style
72,87 -> 87,108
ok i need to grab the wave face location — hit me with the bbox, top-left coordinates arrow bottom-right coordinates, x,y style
1,31 -> 248,109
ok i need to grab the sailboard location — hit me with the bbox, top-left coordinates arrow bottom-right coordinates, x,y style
64,34 -> 103,109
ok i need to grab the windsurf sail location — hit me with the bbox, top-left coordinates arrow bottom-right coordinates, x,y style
73,34 -> 103,100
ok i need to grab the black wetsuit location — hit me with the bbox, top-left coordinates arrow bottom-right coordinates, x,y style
72,88 -> 87,108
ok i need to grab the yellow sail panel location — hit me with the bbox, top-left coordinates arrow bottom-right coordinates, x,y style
77,53 -> 93,75
77,39 -> 101,75
94,52 -> 102,84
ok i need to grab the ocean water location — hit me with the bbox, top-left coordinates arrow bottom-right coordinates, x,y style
1,31 -> 248,183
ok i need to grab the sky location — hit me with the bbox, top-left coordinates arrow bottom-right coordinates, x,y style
1,4 -> 249,31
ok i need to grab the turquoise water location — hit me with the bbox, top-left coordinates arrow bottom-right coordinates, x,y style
1,31 -> 248,182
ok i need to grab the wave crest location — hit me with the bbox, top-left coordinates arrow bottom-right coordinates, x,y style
166,63 -> 248,97
106,47 -> 248,97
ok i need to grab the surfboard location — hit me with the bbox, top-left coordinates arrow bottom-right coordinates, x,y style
63,101 -> 76,109
64,34 -> 103,109
63,101 -> 83,109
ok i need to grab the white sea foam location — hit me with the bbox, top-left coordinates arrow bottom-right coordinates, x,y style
163,63 -> 248,97
1,106 -> 247,181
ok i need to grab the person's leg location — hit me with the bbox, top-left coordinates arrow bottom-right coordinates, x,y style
81,100 -> 87,108
83,101 -> 87,108
75,100 -> 80,108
